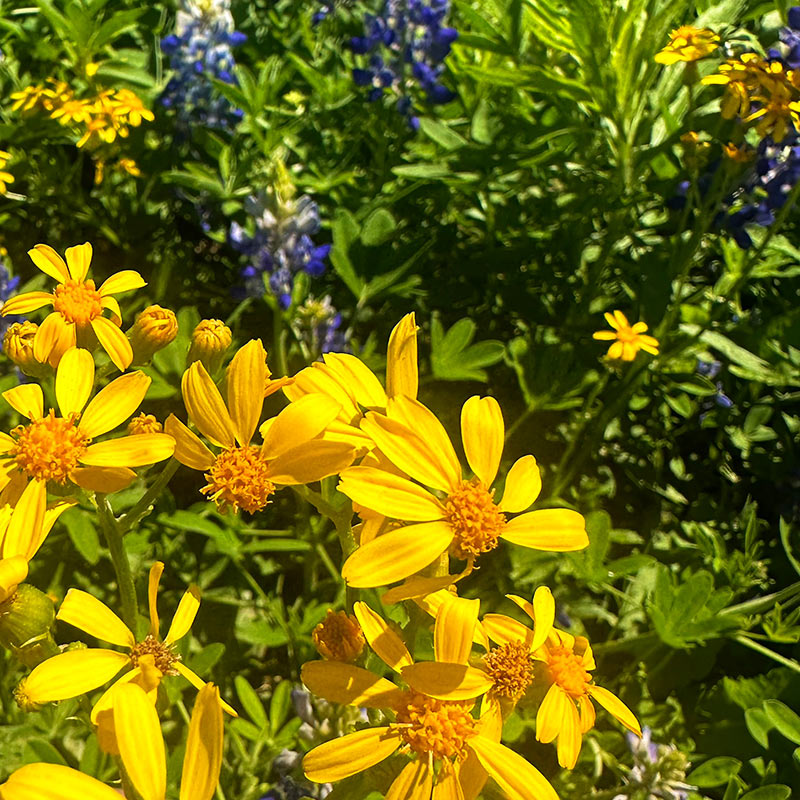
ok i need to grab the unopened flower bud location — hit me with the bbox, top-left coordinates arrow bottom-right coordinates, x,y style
188,318 -> 232,373
127,413 -> 163,435
0,583 -> 60,669
312,609 -> 365,663
3,321 -> 48,378
129,304 -> 178,363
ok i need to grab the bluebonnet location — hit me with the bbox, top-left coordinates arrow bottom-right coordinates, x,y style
229,190 -> 331,309
349,0 -> 458,129
294,295 -> 349,355
697,360 -> 733,410
0,256 -> 21,348
160,0 -> 246,129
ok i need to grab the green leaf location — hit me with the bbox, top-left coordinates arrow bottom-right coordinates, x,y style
763,699 -> 800,744
270,679 -> 293,735
739,787 -> 792,800
360,208 -> 397,247
745,707 -> 773,749
235,676 -> 268,729
471,98 -> 494,144
62,509 -> 101,566
688,757 -> 742,787
418,117 -> 468,151
430,317 -> 505,382
392,163 -> 453,180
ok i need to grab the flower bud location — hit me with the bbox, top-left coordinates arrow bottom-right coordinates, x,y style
312,609 -> 365,663
129,304 -> 178,364
127,413 -> 163,435
0,583 -> 60,669
3,321 -> 48,378
187,318 -> 232,373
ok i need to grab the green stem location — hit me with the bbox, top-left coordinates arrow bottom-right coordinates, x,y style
271,305 -> 288,378
98,496 -> 138,632
117,458 -> 179,535
734,634 -> 800,673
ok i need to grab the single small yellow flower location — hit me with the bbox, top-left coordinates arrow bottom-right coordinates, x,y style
187,318 -> 232,373
655,25 -> 719,64
3,321 -> 45,377
129,304 -> 178,363
483,594 -> 641,769
312,609 -> 366,662
723,142 -> 756,163
128,413 -> 163,436
702,54 -> 766,119
1,241 -> 145,370
339,395 -> 588,588
593,310 -> 659,361
117,157 -> 142,177
50,98 -> 93,125
1,681 -> 225,800
167,340 -> 355,514
110,88 -> 155,127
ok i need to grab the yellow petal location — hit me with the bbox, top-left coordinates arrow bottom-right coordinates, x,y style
57,588 -> 135,648
435,596 -> 479,664
226,340 -> 267,446
79,371 -> 151,438
267,440 -> 355,485
466,735 -> 558,800
556,696 -> 583,769
182,361 -> 236,448
98,269 -> 146,296
21,648 -> 130,703
383,575 -> 464,606
341,521 -> 454,588
70,466 -> 136,493
592,330 -> 617,341
0,556 -> 28,604
180,683 -> 224,800
65,242 -> 93,282
432,759 -> 465,800
148,561 -> 164,636
498,455 -> 542,513
0,763 -> 122,800
578,694 -> 595,733
173,662 -> 238,717
303,727 -> 401,783
536,683 -> 568,743
55,347 -> 95,416
386,313 -> 418,400
283,365 -> 360,422
386,396 -> 461,490
361,412 -> 456,493
2,478 -> 45,561
353,601 -> 413,672
3,384 -> 44,419
607,341 -> 624,360
460,396 -> 503,487
587,685 -> 641,735
401,662 -> 494,701
165,585 -> 201,644
262,394 -> 343,458
102,295 -> 122,325
323,353 -> 387,409
338,466 -> 444,521
524,586 -> 555,650
501,509 -> 588,551
114,683 -> 167,800
34,312 -> 66,365
385,757 -> 433,800
481,614 -> 534,649
81,433 -> 175,468
1,291 -> 54,315
28,243 -> 70,282
91,316 -> 133,371
164,414 -> 215,470
301,661 -> 406,708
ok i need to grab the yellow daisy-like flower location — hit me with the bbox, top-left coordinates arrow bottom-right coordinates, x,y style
702,54 -> 767,119
592,310 -> 659,361
1,241 -> 145,370
302,602 -> 557,800
338,394 -> 588,588
110,88 -> 155,127
1,681 -> 224,800
50,98 -> 94,125
0,347 -> 174,544
482,591 -> 641,769
14,561 -> 234,719
166,339 -> 356,514
655,25 -> 719,64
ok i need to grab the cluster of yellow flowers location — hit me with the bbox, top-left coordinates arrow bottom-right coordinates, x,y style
0,241 -> 645,798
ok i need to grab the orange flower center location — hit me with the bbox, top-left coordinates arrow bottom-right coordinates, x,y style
394,691 -> 476,761
547,645 -> 591,699
312,609 -> 365,662
129,634 -> 179,675
615,325 -> 637,343
445,479 -> 506,560
10,411 -> 88,483
202,446 -> 275,514
482,642 -> 534,701
127,413 -> 163,436
52,279 -> 103,325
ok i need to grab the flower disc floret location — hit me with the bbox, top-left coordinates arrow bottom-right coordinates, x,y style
52,279 -> 103,325
312,610 -> 365,662
128,633 -> 179,676
445,479 -> 506,560
202,446 -> 276,513
483,642 -> 534,701
394,691 -> 476,760
10,412 -> 88,483
547,645 -> 591,699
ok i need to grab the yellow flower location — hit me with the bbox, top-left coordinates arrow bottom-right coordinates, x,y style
338,394 -> 588,588
302,601 -> 557,800
9,84 -> 58,113
0,150 -> 13,194
129,304 -> 178,363
76,116 -> 118,149
1,681 -> 224,800
0,348 -> 174,546
723,142 -> 756,163
50,98 -> 94,125
110,88 -> 155,127
702,54 -> 766,119
128,413 -> 163,436
592,310 -> 659,361
166,340 -> 355,514
655,25 -> 719,64
1,241 -> 145,370
14,562 -> 234,719
482,592 -> 641,769
117,157 -> 142,177
187,318 -> 232,373
312,609 -> 365,662
4,321 -> 46,377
